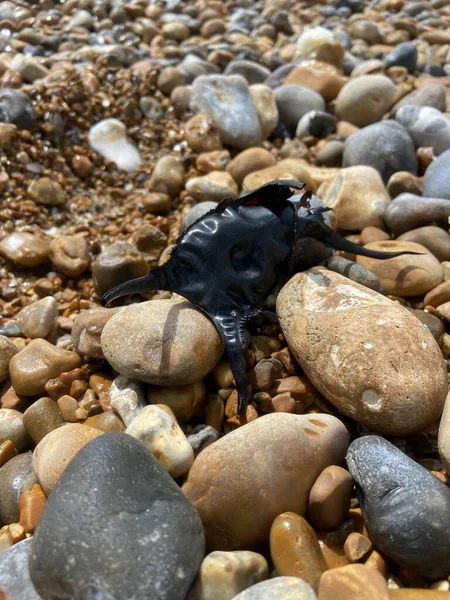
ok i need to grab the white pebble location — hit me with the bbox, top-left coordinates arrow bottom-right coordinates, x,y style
110,375 -> 146,426
88,119 -> 141,173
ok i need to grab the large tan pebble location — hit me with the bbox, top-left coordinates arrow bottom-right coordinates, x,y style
71,307 -> 119,359
125,404 -> 194,478
284,65 -> 344,102
23,397 -> 64,444
270,512 -> 327,590
188,550 -> 269,600
0,409 -> 30,451
148,155 -> 185,198
148,380 -> 205,422
249,84 -> 279,139
226,147 -> 276,187
317,166 -> 389,231
357,241 -> 443,296
28,177 -> 65,206
232,576 -> 317,600
242,159 -> 315,192
182,413 -> 349,549
308,465 -> 353,530
335,75 -> 396,127
424,280 -> 450,308
397,226 -> 450,263
318,563 -> 389,599
92,242 -> 148,298
360,227 -> 390,246
0,337 -> 18,383
9,339 -> 82,397
277,269 -> 447,435
33,423 -> 102,494
16,297 -> 58,339
48,235 -> 90,277
185,171 -> 238,202
0,232 -> 49,268
101,300 -> 223,386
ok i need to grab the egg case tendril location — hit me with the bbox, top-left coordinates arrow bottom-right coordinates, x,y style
102,179 -> 420,414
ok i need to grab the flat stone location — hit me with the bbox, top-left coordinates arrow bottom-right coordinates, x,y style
101,299 -> 223,386
226,147 -> 276,187
183,413 -> 348,549
384,42 -> 417,72
16,297 -> 58,339
277,269 -> 448,435
0,453 -> 36,526
424,280 -> 450,307
232,576 -> 317,600
29,433 -> 205,600
347,435 -> 450,579
0,539 -> 40,600
384,193 -> 450,234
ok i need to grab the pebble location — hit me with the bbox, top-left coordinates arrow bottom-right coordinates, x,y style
125,404 -> 194,478
19,483 -> 46,534
318,166 -> 390,231
398,226 -> 450,262
0,89 -> 36,130
270,512 -> 327,590
33,423 -> 102,495
274,85 -> 326,134
249,84 -> 279,138
242,159 -> 314,192
384,42 -> 417,72
0,539 -> 40,600
347,435 -> 450,579
343,121 -> 417,183
109,375 -> 146,426
92,241 -> 148,298
318,563 -> 390,600
232,576 -> 317,600
183,413 -> 348,549
296,111 -> 336,140
357,241 -> 443,296
22,398 -> 64,444
71,307 -> 118,359
185,171 -> 238,202
0,440 -> 17,469
224,60 -> 271,85
387,171 -> 423,199
179,54 -> 219,83
316,141 -> 344,167
139,96 -> 163,123
187,425 -> 220,455
185,113 -> 222,153
0,409 -> 30,452
396,105 -> 450,155
148,380 -> 205,422
101,300 -> 223,386
149,155 -> 185,198
189,551 -> 269,600
284,65 -> 344,102
308,465 -> 353,530
27,177 -> 65,206
226,147 -> 276,187
48,235 -> 90,278
88,118 -> 141,173
423,148 -> 450,200
181,202 -> 219,231
0,453 -> 36,525
385,193 -> 450,234
16,297 -> 58,339
0,233 -> 49,268
424,280 -> 450,307
247,358 -> 283,391
9,339 -> 81,397
391,82 -> 447,117
84,412 -> 125,433
277,269 -> 447,435
0,338 -> 18,383
335,75 -> 396,127
190,75 -> 263,149
29,433 -> 205,600
325,257 -> 380,291
344,532 -> 373,563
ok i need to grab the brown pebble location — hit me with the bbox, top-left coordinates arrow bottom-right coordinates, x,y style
84,411 -> 124,432
344,532 -> 373,563
0,440 -> 18,468
205,394 -> 224,432
0,233 -> 49,269
57,395 -> 79,423
364,549 -> 388,577
424,280 -> 450,308
23,398 -> 64,444
318,563 -> 390,599
360,226 -> 390,246
270,512 -> 327,590
390,590 -> 450,599
19,483 -> 46,533
309,465 -> 353,530
71,155 -> 93,178
142,192 -> 171,214
272,392 -> 296,413
48,235 -> 90,278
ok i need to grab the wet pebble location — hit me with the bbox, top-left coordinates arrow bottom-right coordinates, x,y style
16,297 -> 58,339
383,41 -> 417,72
224,60 -> 271,85
308,465 -> 353,530
0,233 -> 49,268
27,178 -> 64,206
227,147 -> 276,188
396,105 -> 450,156
0,453 -> 36,525
88,119 -> 141,173
249,84 -> 279,138
391,82 -> 446,117
48,235 -> 90,278
274,85 -> 325,134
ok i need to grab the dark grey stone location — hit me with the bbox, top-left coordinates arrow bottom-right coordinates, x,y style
384,193 -> 450,234
347,435 -> 450,579
390,82 -> 446,117
423,148 -> 450,199
0,452 -> 37,526
274,85 -> 325,134
224,60 -> 271,85
343,121 -> 417,183
29,433 -> 205,600
178,54 -> 219,84
264,63 -> 296,89
295,110 -> 336,139
316,140 -> 344,167
326,256 -> 380,291
0,539 -> 40,600
383,42 -> 417,73
0,89 -> 36,130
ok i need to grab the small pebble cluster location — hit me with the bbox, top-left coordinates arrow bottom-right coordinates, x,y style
1,0 -> 450,598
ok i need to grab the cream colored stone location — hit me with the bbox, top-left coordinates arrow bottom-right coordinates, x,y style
226,147 -> 276,187
109,376 -> 146,426
185,171 -> 238,202
336,75 -> 396,127
242,159 -> 315,192
249,84 -> 279,139
16,297 -> 58,339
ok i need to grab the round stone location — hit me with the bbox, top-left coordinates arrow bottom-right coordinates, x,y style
0,233 -> 50,268
335,75 -> 396,127
274,85 -> 325,134
88,119 -> 141,173
308,465 -> 353,530
16,297 -> 58,339
27,178 -> 65,206
0,409 -> 30,452
48,236 -> 90,278
101,299 -> 224,386
147,380 -> 205,422
226,147 -> 276,188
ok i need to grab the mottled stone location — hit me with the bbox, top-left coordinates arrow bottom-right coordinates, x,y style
0,453 -> 36,526
71,308 -> 119,359
0,539 -> 40,600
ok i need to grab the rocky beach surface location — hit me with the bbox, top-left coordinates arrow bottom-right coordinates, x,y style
2,0 -> 450,597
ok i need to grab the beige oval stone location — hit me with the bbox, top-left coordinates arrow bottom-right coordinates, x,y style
242,159 -> 315,192
270,512 -> 327,590
357,241 -> 444,296
227,147 -> 276,187
149,155 -> 185,198
0,337 -> 18,383
249,84 -> 279,139
424,280 -> 450,308
101,300 -> 223,386
277,269 -> 448,435
28,177 -> 65,206
318,563 -> 390,600
317,166 -> 390,231
23,397 -> 64,444
182,413 -> 349,550
308,465 -> 353,530
185,171 -> 238,202
48,235 -> 90,277
189,551 -> 269,600
0,232 -> 50,268
33,423 -> 102,494
397,226 -> 450,263
148,380 -> 205,422
335,75 -> 396,127
284,64 -> 344,102
16,297 -> 58,339
9,339 -> 82,396
0,408 -> 30,451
